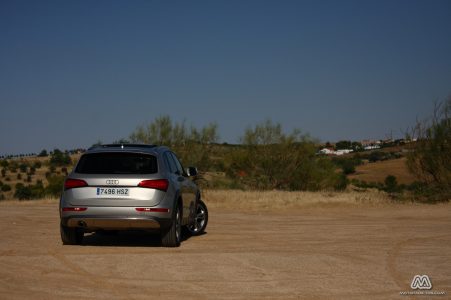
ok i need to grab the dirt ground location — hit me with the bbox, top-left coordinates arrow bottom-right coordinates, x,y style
0,201 -> 450,299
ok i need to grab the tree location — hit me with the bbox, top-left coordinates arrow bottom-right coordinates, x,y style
129,115 -> 219,169
407,98 -> 451,201
38,149 -> 48,157
335,140 -> 352,150
50,149 -> 71,166
351,142 -> 363,152
112,138 -> 130,144
228,120 -> 341,190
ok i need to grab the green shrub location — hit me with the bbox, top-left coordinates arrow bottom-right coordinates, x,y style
38,149 -> 48,157
1,184 -> 11,192
19,163 -> 27,173
0,160 -> 8,168
50,149 -> 72,166
14,183 -> 32,200
384,175 -> 399,193
29,166 -> 36,175
406,99 -> 450,202
342,161 -> 356,175
46,175 -> 65,197
61,167 -> 68,176
334,173 -> 349,191
225,120 -> 341,191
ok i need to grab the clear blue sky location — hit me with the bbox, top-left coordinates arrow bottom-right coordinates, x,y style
1,0 -> 450,155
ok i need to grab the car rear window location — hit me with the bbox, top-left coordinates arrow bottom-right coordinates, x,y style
75,152 -> 158,174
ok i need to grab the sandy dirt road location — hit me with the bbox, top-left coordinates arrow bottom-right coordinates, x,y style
0,202 -> 450,299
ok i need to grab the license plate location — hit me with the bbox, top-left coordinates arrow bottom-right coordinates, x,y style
96,187 -> 130,196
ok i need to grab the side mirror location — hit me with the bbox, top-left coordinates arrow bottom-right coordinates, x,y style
186,167 -> 198,177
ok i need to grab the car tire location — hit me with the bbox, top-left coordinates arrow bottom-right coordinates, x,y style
161,203 -> 181,247
60,224 -> 83,245
187,199 -> 208,236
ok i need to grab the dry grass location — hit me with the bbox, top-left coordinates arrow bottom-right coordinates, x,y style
2,189 -> 449,211
348,157 -> 416,184
202,189 -> 396,211
0,197 -> 58,206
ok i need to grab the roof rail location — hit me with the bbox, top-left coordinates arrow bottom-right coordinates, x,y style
88,144 -> 157,150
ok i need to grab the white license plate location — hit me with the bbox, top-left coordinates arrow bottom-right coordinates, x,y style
96,187 -> 130,196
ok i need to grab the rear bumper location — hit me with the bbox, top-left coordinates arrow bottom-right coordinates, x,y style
61,215 -> 172,231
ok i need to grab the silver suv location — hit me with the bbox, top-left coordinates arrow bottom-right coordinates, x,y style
59,144 -> 208,247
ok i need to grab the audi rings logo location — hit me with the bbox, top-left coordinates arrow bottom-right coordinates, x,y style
106,180 -> 119,185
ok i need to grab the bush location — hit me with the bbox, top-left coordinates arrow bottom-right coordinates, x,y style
33,161 -> 42,169
130,115 -> 220,171
50,149 -> 72,167
406,99 -> 450,202
334,173 -> 349,191
31,181 -> 45,198
351,179 -> 383,190
29,166 -> 36,175
46,175 -> 65,197
0,160 -> 8,168
368,151 -> 385,162
14,183 -> 32,200
19,163 -> 28,173
38,149 -> 48,157
384,175 -> 400,193
1,169 -> 5,177
407,181 -> 451,203
1,184 -> 11,192
342,161 -> 356,175
226,120 -> 341,191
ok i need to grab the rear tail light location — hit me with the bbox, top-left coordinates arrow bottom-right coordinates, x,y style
135,208 -> 170,213
64,179 -> 88,190
62,207 -> 87,212
138,179 -> 169,191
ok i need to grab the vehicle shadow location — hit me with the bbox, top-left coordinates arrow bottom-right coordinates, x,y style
81,230 -> 206,247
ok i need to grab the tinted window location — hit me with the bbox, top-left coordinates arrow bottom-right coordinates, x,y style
164,152 -> 178,174
170,152 -> 184,175
76,153 -> 158,174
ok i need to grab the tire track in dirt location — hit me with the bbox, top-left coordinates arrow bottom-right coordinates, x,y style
48,250 -> 131,299
386,234 -> 449,297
